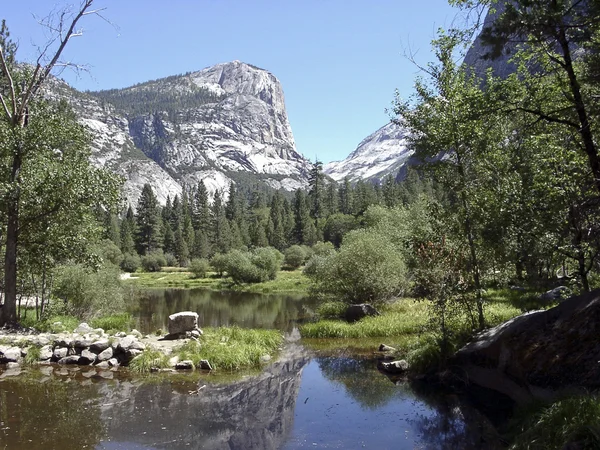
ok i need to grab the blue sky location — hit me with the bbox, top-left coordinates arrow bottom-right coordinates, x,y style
3,1 -> 459,163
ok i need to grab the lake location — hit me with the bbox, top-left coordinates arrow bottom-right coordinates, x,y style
131,288 -> 319,334
0,289 -> 500,449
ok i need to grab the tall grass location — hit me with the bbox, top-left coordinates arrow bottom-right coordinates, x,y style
301,300 -> 429,338
90,313 -> 134,333
178,327 -> 283,371
129,327 -> 283,374
509,395 -> 600,449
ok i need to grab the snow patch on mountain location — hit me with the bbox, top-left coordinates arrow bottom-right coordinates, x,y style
324,122 -> 412,182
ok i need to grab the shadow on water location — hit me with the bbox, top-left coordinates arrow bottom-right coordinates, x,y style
132,289 -> 318,334
0,349 -> 503,449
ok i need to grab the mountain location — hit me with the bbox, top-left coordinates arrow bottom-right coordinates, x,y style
48,60 -> 309,207
324,122 -> 413,182
325,2 -> 512,184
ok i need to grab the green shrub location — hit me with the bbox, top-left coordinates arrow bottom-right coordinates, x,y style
250,247 -> 283,280
284,245 -> 306,269
189,258 -> 210,278
164,252 -> 178,267
227,251 -> 263,283
312,241 -> 336,257
96,239 -> 124,267
120,253 -> 141,272
52,263 -> 125,320
306,229 -> 408,303
210,253 -> 229,277
141,251 -> 166,272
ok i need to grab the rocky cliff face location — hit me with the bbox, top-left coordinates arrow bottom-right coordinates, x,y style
49,61 -> 309,207
324,122 -> 413,183
462,1 -> 516,79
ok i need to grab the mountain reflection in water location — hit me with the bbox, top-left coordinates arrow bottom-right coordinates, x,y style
0,346 -> 500,449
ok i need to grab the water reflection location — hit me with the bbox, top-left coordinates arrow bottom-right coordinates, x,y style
133,289 -> 317,334
0,351 -> 501,449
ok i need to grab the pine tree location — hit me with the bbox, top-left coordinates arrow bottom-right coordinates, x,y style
135,184 -> 163,255
120,205 -> 136,255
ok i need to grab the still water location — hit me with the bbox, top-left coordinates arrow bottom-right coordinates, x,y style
0,290 -> 499,449
131,288 -> 318,334
0,351 -> 496,449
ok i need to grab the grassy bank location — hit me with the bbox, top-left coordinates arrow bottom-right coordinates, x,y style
130,326 -> 283,373
123,268 -> 310,294
301,289 -> 538,369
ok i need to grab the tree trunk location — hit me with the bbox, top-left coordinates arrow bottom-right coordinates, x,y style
557,26 -> 600,194
1,147 -> 22,326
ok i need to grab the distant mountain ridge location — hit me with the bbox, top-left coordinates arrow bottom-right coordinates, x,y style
324,122 -> 412,182
326,1 -> 512,183
48,60 -> 310,207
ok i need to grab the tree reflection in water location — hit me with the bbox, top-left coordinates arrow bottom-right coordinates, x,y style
133,288 -> 316,334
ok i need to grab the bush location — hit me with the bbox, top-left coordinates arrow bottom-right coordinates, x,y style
306,229 -> 407,303
189,258 -> 210,278
52,263 -> 125,319
120,253 -> 141,272
141,251 -> 166,272
312,241 -> 336,257
164,252 -> 178,267
210,253 -> 229,277
250,247 -> 283,280
96,239 -> 123,267
227,250 -> 263,283
284,245 -> 306,269
224,248 -> 282,284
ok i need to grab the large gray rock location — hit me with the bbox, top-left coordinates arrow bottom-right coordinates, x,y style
89,339 -> 110,353
97,347 -> 114,362
0,346 -> 21,363
168,312 -> 199,335
452,289 -> 600,405
344,304 -> 380,323
39,345 -> 53,361
378,359 -> 409,374
118,335 -> 146,352
58,355 -> 81,365
80,349 -> 97,365
53,347 -> 68,360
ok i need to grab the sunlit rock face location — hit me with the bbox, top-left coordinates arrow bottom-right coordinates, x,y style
101,345 -> 309,449
47,61 -> 309,208
324,122 -> 413,183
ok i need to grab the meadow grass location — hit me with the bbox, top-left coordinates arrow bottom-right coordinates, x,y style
129,349 -> 170,373
123,269 -> 309,294
301,299 -> 429,339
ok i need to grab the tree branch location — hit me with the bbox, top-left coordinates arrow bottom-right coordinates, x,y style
0,44 -> 17,120
18,0 -> 97,118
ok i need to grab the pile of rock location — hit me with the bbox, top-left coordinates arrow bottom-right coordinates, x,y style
0,322 -> 146,369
